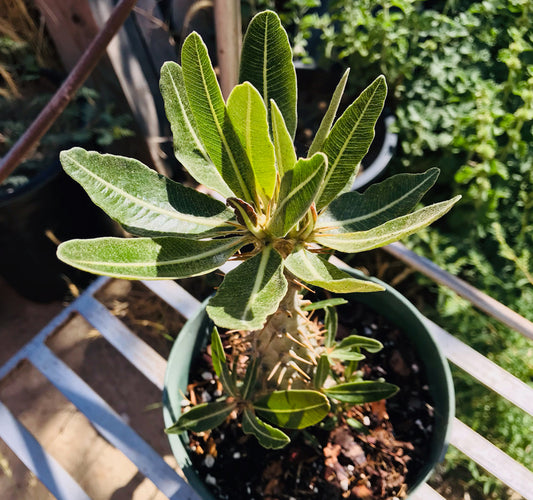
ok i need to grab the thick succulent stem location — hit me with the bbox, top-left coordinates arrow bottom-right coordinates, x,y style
252,274 -> 323,391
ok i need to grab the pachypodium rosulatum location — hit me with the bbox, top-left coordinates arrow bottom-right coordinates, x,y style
57,11 -> 459,448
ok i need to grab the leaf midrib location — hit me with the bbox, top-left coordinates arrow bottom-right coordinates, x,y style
66,154 -> 228,229
320,82 -> 382,197
164,64 -> 210,161
191,37 -> 253,203
68,237 -> 243,268
318,174 -> 435,228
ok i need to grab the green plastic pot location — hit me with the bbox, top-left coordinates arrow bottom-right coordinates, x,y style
163,268 -> 454,499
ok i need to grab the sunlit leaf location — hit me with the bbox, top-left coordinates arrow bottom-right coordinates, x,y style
57,236 -> 243,279
227,83 -> 276,201
284,248 -> 385,293
210,327 -> 237,396
254,390 -> 330,429
301,298 -> 348,311
317,76 -> 387,210
317,169 -> 440,233
206,246 -> 287,330
324,381 -> 399,404
324,305 -> 338,348
268,153 -> 326,237
159,61 -> 233,198
239,11 -> 297,138
271,99 -> 297,176
314,355 -> 330,389
308,69 -> 350,157
60,148 -> 235,238
182,32 -> 257,205
242,408 -> 290,449
314,197 -> 461,253
165,399 -> 237,434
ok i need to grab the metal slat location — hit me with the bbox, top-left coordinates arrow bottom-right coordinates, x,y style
426,319 -> 533,417
450,418 -> 533,500
0,401 -> 91,500
75,293 -> 167,390
384,242 -> 533,341
28,345 -> 200,500
409,483 -> 445,500
141,280 -> 201,320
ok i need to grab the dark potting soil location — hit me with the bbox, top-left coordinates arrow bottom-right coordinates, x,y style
183,301 -> 434,500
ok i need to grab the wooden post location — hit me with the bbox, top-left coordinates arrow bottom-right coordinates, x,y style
214,0 -> 241,99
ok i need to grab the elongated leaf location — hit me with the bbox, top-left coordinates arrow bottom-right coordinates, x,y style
284,248 -> 385,293
165,399 -> 237,434
268,153 -> 326,237
328,348 -> 365,362
314,196 -> 461,253
60,148 -> 235,238
271,99 -> 297,176
316,76 -> 387,210
206,246 -> 288,330
314,355 -> 330,389
57,236 -> 244,279
159,61 -> 233,198
308,69 -> 350,157
317,169 -> 440,233
324,381 -> 399,404
210,327 -> 237,396
241,358 -> 259,399
254,390 -> 330,429
301,298 -> 347,311
242,408 -> 290,449
324,305 -> 338,348
336,334 -> 383,353
239,11 -> 297,138
227,83 -> 276,201
182,33 -> 257,204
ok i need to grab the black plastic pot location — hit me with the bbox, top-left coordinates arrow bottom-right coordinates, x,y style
0,161 -> 118,302
163,268 -> 454,499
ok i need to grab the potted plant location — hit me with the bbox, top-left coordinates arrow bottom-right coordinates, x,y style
56,10 -> 459,498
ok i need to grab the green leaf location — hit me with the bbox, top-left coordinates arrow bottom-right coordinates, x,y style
268,153 -> 326,237
206,246 -> 288,330
308,69 -> 350,157
210,327 -> 237,396
324,381 -> 399,404
165,399 -> 237,434
60,148 -> 235,238
241,358 -> 259,400
239,11 -> 297,138
284,248 -> 385,293
159,61 -> 233,198
242,408 -> 290,449
181,32 -> 257,205
227,82 -> 276,201
335,334 -> 383,354
314,196 -> 461,253
317,169 -> 440,233
324,305 -> 338,348
271,99 -> 297,176
316,76 -> 387,210
314,355 -> 330,389
301,298 -> 347,311
57,236 -> 244,279
254,390 -> 330,429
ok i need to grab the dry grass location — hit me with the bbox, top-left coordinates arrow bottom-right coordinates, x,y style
0,0 -> 57,98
